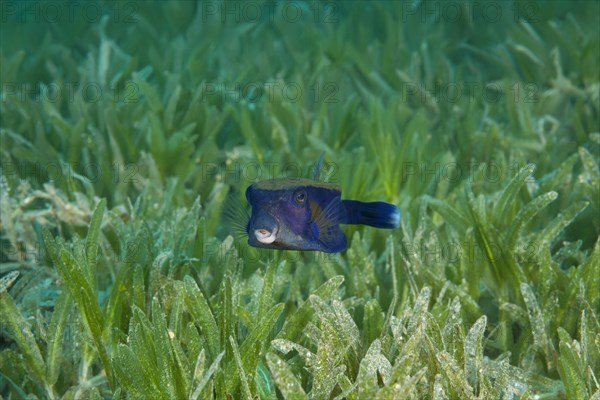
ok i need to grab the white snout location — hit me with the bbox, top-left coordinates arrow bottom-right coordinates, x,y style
254,228 -> 277,244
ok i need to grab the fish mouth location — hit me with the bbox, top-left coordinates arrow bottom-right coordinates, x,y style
254,227 -> 278,244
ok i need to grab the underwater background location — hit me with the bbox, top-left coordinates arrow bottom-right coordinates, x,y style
1,0 -> 599,398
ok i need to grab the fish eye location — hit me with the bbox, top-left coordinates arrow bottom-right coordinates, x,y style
293,189 -> 307,206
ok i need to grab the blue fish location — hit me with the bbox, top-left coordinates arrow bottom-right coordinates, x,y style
242,157 -> 400,253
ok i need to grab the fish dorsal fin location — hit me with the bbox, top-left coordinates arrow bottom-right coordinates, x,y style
312,152 -> 325,181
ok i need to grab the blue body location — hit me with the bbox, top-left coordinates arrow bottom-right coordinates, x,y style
245,178 -> 400,253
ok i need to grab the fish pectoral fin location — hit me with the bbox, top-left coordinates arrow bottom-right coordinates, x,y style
312,196 -> 345,227
310,219 -> 346,252
316,224 -> 347,253
311,196 -> 348,252
223,193 -> 251,239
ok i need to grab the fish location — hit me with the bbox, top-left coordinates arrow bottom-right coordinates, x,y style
242,155 -> 400,253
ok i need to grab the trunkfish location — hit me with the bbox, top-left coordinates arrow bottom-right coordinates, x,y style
239,155 -> 400,253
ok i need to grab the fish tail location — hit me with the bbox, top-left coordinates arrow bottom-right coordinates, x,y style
342,200 -> 400,229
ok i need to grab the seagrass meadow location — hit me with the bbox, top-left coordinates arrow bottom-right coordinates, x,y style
1,0 -> 599,399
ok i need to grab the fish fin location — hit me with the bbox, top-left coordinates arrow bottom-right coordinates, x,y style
312,196 -> 348,252
316,225 -> 347,252
341,200 -> 400,229
312,195 -> 346,227
312,151 -> 326,181
223,193 -> 251,240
